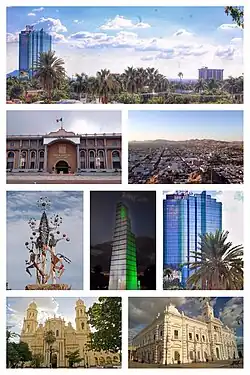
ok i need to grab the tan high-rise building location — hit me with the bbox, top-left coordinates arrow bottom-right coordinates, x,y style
20,299 -> 120,368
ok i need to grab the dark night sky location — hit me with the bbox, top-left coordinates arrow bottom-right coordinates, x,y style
90,191 -> 156,245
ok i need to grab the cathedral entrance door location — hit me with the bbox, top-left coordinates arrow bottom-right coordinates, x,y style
51,354 -> 57,368
55,160 -> 69,174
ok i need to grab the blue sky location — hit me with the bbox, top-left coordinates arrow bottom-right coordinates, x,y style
7,191 -> 83,290
129,297 -> 243,345
7,6 -> 243,77
128,110 -> 243,141
7,297 -> 98,336
163,191 -> 243,247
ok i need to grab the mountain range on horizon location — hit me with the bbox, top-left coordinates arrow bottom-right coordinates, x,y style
129,139 -> 243,144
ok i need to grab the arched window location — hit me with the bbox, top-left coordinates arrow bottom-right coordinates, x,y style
7,152 -> 15,169
98,150 -> 104,157
99,357 -> 105,365
112,151 -> 120,158
40,151 -> 44,158
106,357 -> 112,364
94,357 -> 98,366
31,151 -> 36,158
89,150 -> 95,158
113,356 -> 119,363
81,322 -> 84,330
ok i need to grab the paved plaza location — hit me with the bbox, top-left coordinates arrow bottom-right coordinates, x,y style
7,174 -> 121,184
129,360 -> 243,368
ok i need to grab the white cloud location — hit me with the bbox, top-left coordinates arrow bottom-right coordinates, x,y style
218,23 -> 241,30
173,29 -> 193,37
28,13 -> 36,17
32,7 -> 44,12
215,46 -> 236,60
6,32 -> 19,43
73,20 -> 84,24
219,297 -> 243,329
100,15 -> 151,30
231,37 -> 242,44
34,17 -> 67,33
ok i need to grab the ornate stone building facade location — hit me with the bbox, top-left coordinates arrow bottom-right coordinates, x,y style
6,127 -> 122,174
132,302 -> 238,365
20,300 -> 120,368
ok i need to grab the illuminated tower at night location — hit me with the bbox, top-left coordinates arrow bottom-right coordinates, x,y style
109,202 -> 138,290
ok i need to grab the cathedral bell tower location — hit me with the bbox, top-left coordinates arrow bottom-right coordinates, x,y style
202,301 -> 214,321
22,301 -> 38,334
75,299 -> 89,333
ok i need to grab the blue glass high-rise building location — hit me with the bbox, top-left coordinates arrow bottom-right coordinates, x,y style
163,191 -> 222,285
19,25 -> 52,78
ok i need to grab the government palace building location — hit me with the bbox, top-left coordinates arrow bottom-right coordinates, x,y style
131,302 -> 238,365
6,126 -> 122,174
20,299 -> 120,368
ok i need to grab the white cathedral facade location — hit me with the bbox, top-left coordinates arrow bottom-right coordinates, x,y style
132,302 -> 238,365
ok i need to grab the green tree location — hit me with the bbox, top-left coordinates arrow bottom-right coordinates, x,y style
65,349 -> 83,368
31,353 -> 44,368
225,6 -> 244,28
35,51 -> 66,101
88,297 -> 121,353
186,230 -> 243,290
44,330 -> 56,367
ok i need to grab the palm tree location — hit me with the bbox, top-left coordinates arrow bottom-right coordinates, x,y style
178,71 -> 183,93
35,51 -> 66,100
44,330 -> 56,368
163,268 -> 173,280
123,66 -> 138,94
186,230 -> 243,290
96,69 -> 119,103
74,73 -> 88,101
194,79 -> 207,93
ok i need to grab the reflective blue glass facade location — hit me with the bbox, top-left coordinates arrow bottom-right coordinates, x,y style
19,26 -> 52,77
163,191 -> 222,285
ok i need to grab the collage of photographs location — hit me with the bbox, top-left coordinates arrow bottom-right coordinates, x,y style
4,0 -> 245,373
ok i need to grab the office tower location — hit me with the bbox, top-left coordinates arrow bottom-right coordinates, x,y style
109,202 -> 138,290
19,25 -> 52,77
163,191 -> 222,285
198,67 -> 224,81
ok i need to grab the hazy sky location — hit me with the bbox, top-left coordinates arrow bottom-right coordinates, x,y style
7,110 -> 121,135
7,297 -> 98,335
163,190 -> 244,246
7,6 -> 243,78
129,297 -> 243,344
7,191 -> 83,290
128,110 -> 243,141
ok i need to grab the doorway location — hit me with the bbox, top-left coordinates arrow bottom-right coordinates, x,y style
55,160 -> 69,174
51,354 -> 57,368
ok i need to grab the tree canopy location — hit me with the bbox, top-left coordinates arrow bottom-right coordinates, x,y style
88,297 -> 122,353
225,6 -> 244,28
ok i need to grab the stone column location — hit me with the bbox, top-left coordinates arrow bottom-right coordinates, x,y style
44,145 -> 48,172
105,149 -> 108,169
77,144 -> 80,170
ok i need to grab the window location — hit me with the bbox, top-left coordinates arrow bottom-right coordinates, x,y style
160,331 -> 163,337
40,151 -> 44,158
197,352 -> 200,360
30,161 -> 35,169
90,161 -> 95,168
196,334 -> 199,341
56,330 -> 59,337
10,142 -> 14,147
31,151 -> 36,158
189,351 -> 194,360
202,335 -> 205,342
189,333 -> 192,340
81,322 -> 84,330
39,161 -> 44,170
174,330 -> 178,339
174,351 -> 180,361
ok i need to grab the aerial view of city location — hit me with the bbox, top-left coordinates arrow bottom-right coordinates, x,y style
90,191 -> 156,290
163,190 -> 243,290
6,6 -> 243,104
128,111 -> 243,184
6,110 -> 122,184
129,297 -> 243,368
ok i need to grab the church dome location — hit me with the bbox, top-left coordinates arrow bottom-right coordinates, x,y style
28,301 -> 37,309
76,299 -> 84,306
